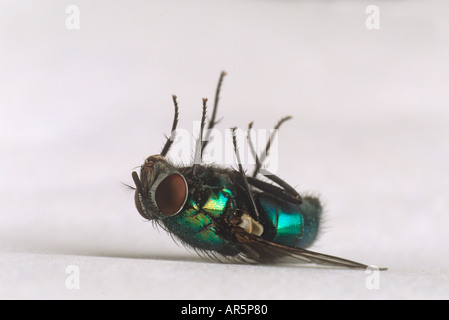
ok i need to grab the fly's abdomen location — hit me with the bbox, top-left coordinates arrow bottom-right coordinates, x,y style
255,194 -> 322,248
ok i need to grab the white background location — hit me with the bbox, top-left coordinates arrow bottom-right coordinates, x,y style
1,0 -> 448,299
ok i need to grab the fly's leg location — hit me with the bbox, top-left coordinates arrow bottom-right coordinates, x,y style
231,127 -> 260,220
163,71 -> 226,160
161,70 -> 225,158
247,120 -> 302,203
246,176 -> 302,205
251,116 -> 291,178
202,71 -> 227,153
192,98 -> 208,177
160,95 -> 180,157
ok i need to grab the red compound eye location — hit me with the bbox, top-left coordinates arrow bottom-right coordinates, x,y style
155,173 -> 188,216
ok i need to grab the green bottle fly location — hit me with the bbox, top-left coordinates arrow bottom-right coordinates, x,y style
130,72 -> 385,269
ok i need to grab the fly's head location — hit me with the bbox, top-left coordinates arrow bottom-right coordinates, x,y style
132,155 -> 188,220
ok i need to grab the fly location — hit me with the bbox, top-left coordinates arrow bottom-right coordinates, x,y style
130,71 -> 385,270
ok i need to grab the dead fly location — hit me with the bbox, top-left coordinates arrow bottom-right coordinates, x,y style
130,72 -> 385,269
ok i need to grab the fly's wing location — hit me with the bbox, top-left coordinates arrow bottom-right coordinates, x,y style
231,226 -> 383,270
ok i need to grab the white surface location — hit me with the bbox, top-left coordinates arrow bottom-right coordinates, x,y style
1,0 -> 449,299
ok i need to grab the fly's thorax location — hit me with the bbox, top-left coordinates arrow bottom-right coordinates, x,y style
132,155 -> 188,220
155,171 -> 241,254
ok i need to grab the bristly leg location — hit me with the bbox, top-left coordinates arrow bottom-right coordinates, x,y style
193,98 -> 208,177
231,127 -> 260,220
202,71 -> 227,153
160,95 -> 180,157
246,176 -> 301,205
251,116 -> 292,178
247,120 -> 302,203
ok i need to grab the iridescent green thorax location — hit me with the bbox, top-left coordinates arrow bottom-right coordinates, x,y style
161,177 -> 238,255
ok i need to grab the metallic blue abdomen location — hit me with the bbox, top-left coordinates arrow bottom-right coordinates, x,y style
255,194 -> 322,248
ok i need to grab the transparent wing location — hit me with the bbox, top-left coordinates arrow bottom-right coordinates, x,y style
232,226 -> 386,270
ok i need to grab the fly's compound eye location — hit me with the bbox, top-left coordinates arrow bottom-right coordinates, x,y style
155,173 -> 188,217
